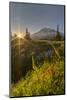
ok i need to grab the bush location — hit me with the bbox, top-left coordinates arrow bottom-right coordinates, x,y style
10,59 -> 64,97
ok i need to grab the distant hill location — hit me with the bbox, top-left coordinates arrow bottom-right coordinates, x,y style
31,27 -> 64,40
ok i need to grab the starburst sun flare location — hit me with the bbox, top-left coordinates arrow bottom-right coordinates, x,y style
17,33 -> 24,39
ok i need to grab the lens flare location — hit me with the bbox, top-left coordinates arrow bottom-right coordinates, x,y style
17,33 -> 22,38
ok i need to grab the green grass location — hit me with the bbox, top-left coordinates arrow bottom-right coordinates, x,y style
11,39 -> 64,97
10,58 -> 64,97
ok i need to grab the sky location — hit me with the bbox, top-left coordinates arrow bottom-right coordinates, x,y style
10,2 -> 65,34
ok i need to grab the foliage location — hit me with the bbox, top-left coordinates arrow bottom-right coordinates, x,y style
10,58 -> 64,97
11,35 -> 64,96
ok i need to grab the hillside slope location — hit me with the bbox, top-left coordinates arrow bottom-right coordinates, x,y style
10,59 -> 64,97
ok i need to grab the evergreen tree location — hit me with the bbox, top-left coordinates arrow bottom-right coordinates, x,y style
24,28 -> 31,40
56,25 -> 61,41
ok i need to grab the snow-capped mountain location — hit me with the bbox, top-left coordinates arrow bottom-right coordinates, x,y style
31,27 -> 63,40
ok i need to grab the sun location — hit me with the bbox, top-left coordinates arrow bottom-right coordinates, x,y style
17,33 -> 22,38
17,33 -> 24,38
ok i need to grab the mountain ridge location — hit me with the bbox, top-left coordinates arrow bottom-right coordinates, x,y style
31,27 -> 63,40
